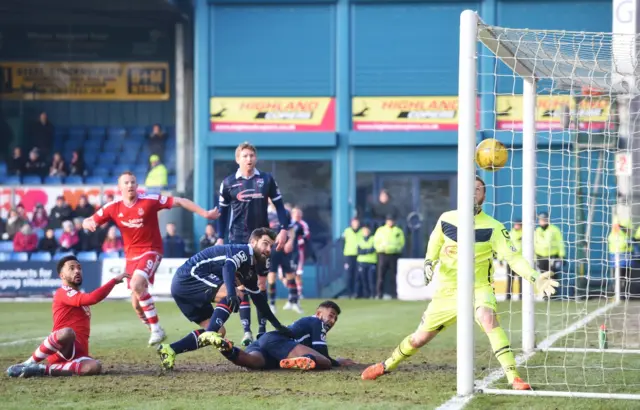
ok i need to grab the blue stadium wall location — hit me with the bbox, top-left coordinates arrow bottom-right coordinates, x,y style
0,23 -> 175,127
194,0 -> 613,266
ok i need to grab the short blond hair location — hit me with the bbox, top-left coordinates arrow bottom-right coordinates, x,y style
235,142 -> 257,158
118,171 -> 136,183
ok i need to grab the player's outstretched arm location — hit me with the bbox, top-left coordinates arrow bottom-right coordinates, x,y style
491,222 -> 559,297
423,215 -> 445,285
64,273 -> 128,307
249,291 -> 291,335
173,197 -> 220,220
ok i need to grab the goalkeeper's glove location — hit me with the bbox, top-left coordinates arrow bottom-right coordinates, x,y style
424,260 -> 435,286
535,271 -> 559,297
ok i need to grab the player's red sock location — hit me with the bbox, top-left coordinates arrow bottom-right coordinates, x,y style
45,361 -> 82,376
30,332 -> 62,363
136,309 -> 150,328
138,292 -> 160,331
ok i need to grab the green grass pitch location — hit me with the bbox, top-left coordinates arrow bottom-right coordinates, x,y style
1,299 -> 640,409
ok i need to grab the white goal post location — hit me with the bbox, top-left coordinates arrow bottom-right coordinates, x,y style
457,9 -> 640,400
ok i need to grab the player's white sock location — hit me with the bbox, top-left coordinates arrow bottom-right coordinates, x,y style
30,332 -> 62,363
138,292 -> 161,331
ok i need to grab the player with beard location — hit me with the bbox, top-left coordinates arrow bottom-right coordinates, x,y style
6,256 -> 128,378
157,228 -> 292,371
82,172 -> 220,346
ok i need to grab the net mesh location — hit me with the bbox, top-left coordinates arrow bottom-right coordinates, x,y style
475,21 -> 640,395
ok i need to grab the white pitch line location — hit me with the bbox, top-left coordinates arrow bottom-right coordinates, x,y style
435,302 -> 618,410
0,337 -> 44,347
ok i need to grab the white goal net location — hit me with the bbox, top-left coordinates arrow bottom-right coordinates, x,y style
458,10 -> 640,399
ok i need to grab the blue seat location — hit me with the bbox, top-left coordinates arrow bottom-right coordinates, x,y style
22,175 -> 42,185
112,164 -> 132,176
128,126 -> 147,138
0,162 -> 7,176
138,147 -> 151,163
84,141 -> 102,153
88,127 -> 105,140
85,176 -> 104,184
64,139 -> 84,153
54,229 -> 63,241
105,175 -> 119,185
64,175 -> 83,185
134,172 -> 146,183
0,253 -> 10,261
54,251 -> 75,260
0,241 -> 13,252
1,176 -> 20,185
77,251 -> 98,262
134,164 -> 148,175
108,127 -> 127,138
100,251 -> 120,260
45,176 -> 63,185
84,151 -> 98,165
98,153 -> 117,166
54,127 -> 68,139
34,229 -> 44,239
68,127 -> 86,140
119,150 -> 139,165
103,140 -> 123,153
165,125 -> 176,139
167,174 -> 177,187
31,252 -> 52,262
92,167 -> 110,179
11,252 -> 29,262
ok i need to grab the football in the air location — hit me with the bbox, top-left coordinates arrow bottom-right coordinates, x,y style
475,138 -> 508,171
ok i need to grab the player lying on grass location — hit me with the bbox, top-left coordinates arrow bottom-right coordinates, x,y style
361,176 -> 559,390
157,227 -> 292,370
199,300 -> 356,371
6,256 -> 128,378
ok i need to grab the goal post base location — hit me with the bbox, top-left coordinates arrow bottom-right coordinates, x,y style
481,388 -> 640,401
540,347 -> 640,354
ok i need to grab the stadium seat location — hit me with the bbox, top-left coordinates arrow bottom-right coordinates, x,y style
92,167 -> 110,179
105,175 -> 119,185
107,127 -> 127,139
98,153 -> 117,166
54,127 -> 68,139
138,147 -> 151,163
64,175 -> 83,185
64,139 -> 84,153
100,251 -> 119,260
68,126 -> 86,140
0,162 -> 7,176
104,138 -> 124,153
134,172 -> 146,183
0,241 -> 13,253
112,164 -> 132,176
54,251 -> 75,260
84,141 -> 102,154
165,125 -> 176,139
54,229 -> 63,241
128,126 -> 147,138
22,175 -> 42,185
44,176 -> 63,185
31,252 -> 52,262
133,164 -> 148,175
88,126 -> 106,140
118,150 -> 139,165
34,229 -> 44,240
85,176 -> 104,184
0,253 -> 10,262
77,251 -> 98,262
168,174 -> 177,187
10,252 -> 29,262
84,151 -> 98,165
0,176 -> 20,185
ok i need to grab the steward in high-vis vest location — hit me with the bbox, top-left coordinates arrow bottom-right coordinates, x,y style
534,212 -> 565,273
374,215 -> 405,299
356,225 -> 377,298
342,217 -> 361,298
610,217 -> 640,299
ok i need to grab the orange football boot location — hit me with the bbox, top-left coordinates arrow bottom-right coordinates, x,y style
280,357 -> 317,371
512,377 -> 532,390
361,362 -> 387,380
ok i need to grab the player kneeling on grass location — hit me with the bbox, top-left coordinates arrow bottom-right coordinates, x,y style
7,256 -> 128,378
200,300 -> 356,371
361,176 -> 559,390
157,227 -> 292,370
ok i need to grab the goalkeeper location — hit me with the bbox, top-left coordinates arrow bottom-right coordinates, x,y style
361,176 -> 558,391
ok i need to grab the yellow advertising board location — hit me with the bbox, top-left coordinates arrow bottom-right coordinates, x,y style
0,62 -> 170,101
495,95 -> 610,131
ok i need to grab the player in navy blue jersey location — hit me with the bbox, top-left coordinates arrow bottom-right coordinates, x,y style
216,142 -> 291,346
199,300 -> 357,371
156,228 -> 292,371
290,206 -> 310,301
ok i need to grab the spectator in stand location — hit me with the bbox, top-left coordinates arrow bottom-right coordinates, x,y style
102,226 -> 124,254
74,217 -> 100,253
24,148 -> 47,179
145,154 -> 168,188
31,112 -> 54,159
68,150 -> 85,177
103,193 -> 115,204
163,222 -> 185,258
16,204 -> 28,221
31,204 -> 49,230
13,224 -> 38,253
49,196 -> 73,229
0,217 -> 6,240
49,152 -> 67,178
148,124 -> 166,161
74,195 -> 95,219
199,223 -> 218,251
371,189 -> 398,226
8,147 -> 25,176
38,228 -> 58,255
5,209 -> 28,240
59,220 -> 79,252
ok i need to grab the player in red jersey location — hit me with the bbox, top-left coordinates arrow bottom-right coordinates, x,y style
6,256 -> 128,378
82,172 -> 220,346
